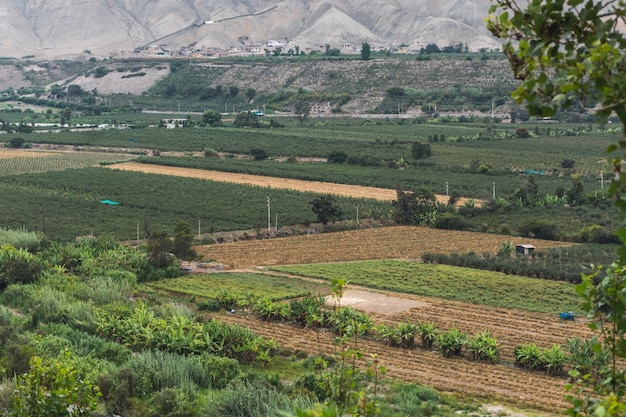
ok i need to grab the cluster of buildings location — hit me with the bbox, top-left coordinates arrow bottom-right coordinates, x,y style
130,38 -> 396,59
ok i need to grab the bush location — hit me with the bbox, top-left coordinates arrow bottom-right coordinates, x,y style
434,214 -> 472,231
249,148 -> 269,161
0,245 -> 44,289
327,151 -> 348,163
519,220 -> 560,240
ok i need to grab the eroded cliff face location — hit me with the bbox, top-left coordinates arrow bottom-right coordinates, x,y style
1,0 -> 498,59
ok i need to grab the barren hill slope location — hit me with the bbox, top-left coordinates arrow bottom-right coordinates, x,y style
1,0 -> 499,59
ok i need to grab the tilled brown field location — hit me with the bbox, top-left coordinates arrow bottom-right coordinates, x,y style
197,226 -> 573,268
106,161 -> 478,205
214,304 -> 583,412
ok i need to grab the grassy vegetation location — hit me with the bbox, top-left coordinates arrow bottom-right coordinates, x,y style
270,260 -> 582,314
148,272 -> 330,301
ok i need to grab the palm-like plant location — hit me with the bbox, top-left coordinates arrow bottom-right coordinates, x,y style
396,322 -> 420,348
419,322 -> 438,349
437,328 -> 468,357
467,330 -> 499,362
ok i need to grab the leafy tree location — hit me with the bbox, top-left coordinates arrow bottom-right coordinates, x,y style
202,109 -> 222,127
488,0 -> 626,400
146,230 -> 172,268
94,66 -> 108,78
566,174 -> 585,205
169,61 -> 185,73
410,142 -> 432,160
10,352 -> 101,417
233,111 -> 260,128
67,84 -> 85,96
327,151 -> 348,164
229,86 -> 239,97
488,1 -> 626,411
245,88 -> 256,102
172,222 -> 196,265
361,42 -> 371,60
293,100 -> 311,125
393,187 -> 437,225
249,148 -> 269,161
8,137 -> 25,148
561,159 -> 576,169
60,108 -> 71,126
309,195 -> 342,225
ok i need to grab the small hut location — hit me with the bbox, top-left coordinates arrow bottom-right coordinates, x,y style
515,244 -> 535,255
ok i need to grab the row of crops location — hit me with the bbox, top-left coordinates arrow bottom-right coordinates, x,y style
0,167 -> 390,241
236,294 -> 602,378
0,151 -> 134,176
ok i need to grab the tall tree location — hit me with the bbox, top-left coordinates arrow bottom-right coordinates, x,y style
361,42 -> 371,60
146,230 -> 172,268
202,109 -> 222,127
309,195 -> 342,225
172,222 -> 196,265
488,2 -> 626,415
293,99 -> 311,125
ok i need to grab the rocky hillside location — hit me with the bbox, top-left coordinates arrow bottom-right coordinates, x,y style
1,0 -> 500,59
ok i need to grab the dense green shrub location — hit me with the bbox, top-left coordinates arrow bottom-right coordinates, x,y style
124,350 -> 219,396
0,228 -> 41,251
205,380 -> 315,417
0,245 -> 44,289
519,220 -> 560,240
514,343 -> 566,375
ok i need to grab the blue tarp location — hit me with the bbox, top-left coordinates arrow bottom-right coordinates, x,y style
523,169 -> 545,175
100,199 -> 120,205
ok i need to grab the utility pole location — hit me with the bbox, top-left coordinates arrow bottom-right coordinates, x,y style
493,182 -> 496,199
266,196 -> 271,232
445,182 -> 449,197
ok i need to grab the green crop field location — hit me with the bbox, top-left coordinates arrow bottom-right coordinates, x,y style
148,272 -> 330,301
270,260 -> 582,314
0,167 -> 389,241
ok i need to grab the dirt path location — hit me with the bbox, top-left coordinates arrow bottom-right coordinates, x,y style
106,161 -> 480,205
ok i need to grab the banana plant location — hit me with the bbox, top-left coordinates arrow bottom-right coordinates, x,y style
419,322 -> 438,349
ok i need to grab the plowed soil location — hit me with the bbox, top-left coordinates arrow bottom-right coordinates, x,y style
197,226 -> 572,268
214,300 -> 586,412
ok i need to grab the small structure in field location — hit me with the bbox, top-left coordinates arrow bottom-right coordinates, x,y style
516,244 -> 535,255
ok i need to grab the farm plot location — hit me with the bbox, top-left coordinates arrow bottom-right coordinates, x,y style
213,309 -> 580,411
198,226 -> 573,268
148,272 -> 330,301
272,260 -> 583,314
106,162 -> 479,205
0,149 -> 134,176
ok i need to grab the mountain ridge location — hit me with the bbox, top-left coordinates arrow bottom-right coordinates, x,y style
1,0 -> 500,59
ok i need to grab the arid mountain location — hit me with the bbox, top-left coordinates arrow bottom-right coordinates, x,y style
0,0 -> 500,59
